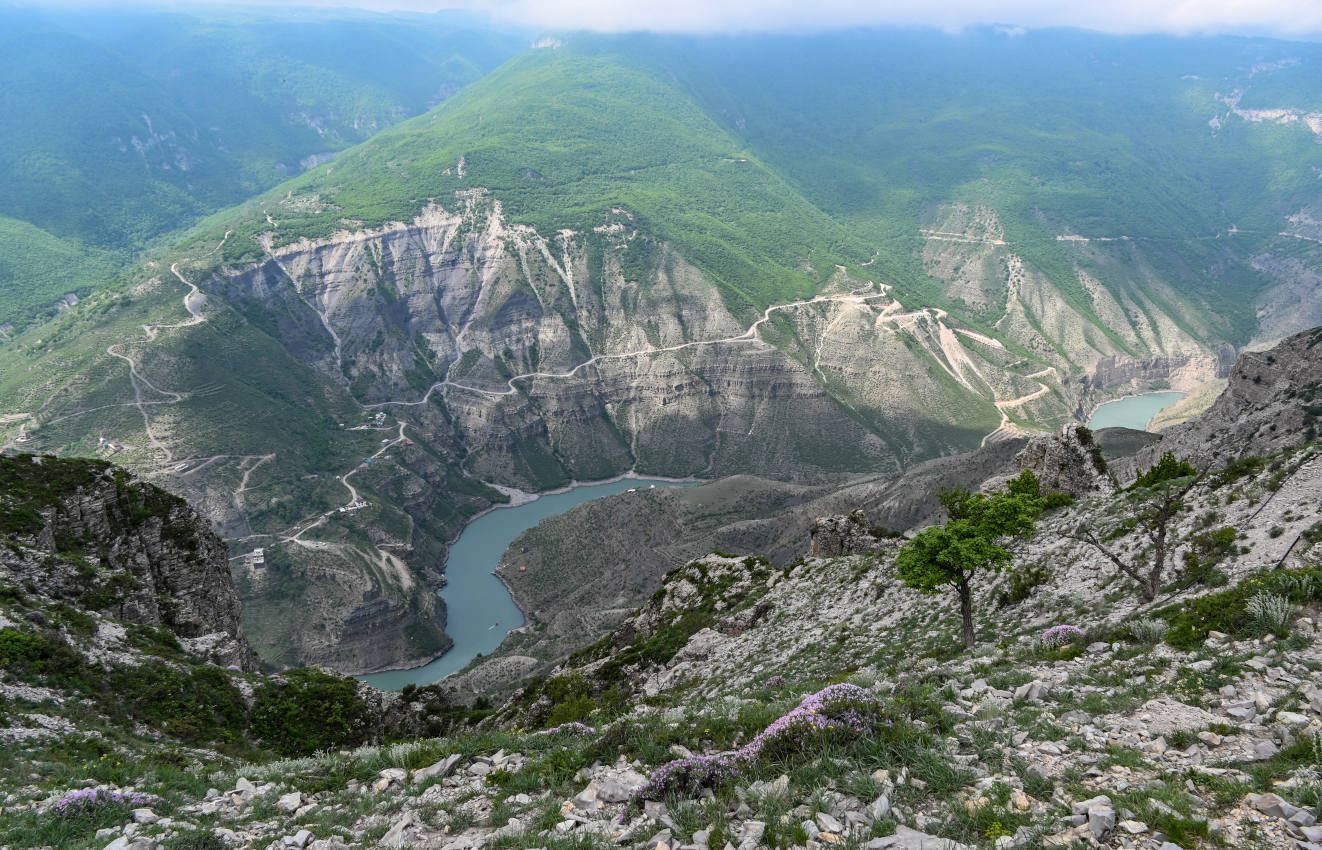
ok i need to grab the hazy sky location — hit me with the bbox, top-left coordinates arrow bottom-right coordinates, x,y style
31,0 -> 1322,39
443,0 -> 1322,37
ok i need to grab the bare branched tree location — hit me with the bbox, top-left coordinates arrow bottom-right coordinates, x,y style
1067,453 -> 1206,601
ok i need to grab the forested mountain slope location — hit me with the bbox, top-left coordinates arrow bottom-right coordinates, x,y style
1,28 -> 1319,672
0,6 -> 524,327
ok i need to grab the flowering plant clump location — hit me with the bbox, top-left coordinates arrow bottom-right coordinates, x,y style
633,753 -> 744,800
742,682 -> 878,762
52,788 -> 163,819
634,683 -> 882,802
1040,624 -> 1085,648
537,721 -> 596,737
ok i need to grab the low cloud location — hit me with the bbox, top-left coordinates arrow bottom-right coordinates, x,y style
440,0 -> 1322,39
41,0 -> 1322,40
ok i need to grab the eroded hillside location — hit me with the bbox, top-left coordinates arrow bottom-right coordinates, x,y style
3,330 -> 1322,850
2,31 -> 1320,673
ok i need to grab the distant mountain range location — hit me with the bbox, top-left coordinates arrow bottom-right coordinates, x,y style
1,26 -> 1319,671
0,6 -> 525,327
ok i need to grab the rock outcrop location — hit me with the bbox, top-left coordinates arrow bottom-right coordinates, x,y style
809,510 -> 901,557
1121,325 -> 1322,479
1013,425 -> 1115,497
0,453 -> 256,669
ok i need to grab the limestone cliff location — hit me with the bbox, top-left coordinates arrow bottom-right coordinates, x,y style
1012,425 -> 1115,497
809,510 -> 903,557
0,191 -> 1270,675
0,453 -> 255,669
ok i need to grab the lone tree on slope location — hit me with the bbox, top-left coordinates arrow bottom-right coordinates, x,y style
896,471 -> 1044,649
1066,451 -> 1204,602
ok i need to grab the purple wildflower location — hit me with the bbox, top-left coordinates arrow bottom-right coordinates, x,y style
1040,624 -> 1085,648
633,683 -> 883,802
52,788 -> 163,818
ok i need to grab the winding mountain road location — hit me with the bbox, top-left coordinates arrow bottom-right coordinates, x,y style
282,421 -> 409,543
981,367 -> 1059,446
367,287 -> 898,407
20,259 -> 1068,552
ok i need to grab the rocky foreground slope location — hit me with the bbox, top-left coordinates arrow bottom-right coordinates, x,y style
0,454 -> 255,671
2,327 -> 1322,850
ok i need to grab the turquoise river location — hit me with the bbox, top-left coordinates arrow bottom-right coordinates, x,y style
360,477 -> 696,690
1088,391 -> 1185,431
363,391 -> 1181,690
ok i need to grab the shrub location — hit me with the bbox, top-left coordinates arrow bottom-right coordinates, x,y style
106,663 -> 246,745
546,693 -> 594,727
13,788 -> 168,846
1289,731 -> 1322,815
1134,452 -> 1197,489
0,627 -> 84,682
53,788 -> 162,818
1245,593 -> 1293,638
1125,618 -> 1168,644
1042,491 -> 1075,511
162,833 -> 228,850
1039,625 -> 1085,648
997,563 -> 1052,606
1164,590 -> 1249,649
1163,567 -> 1322,649
1269,571 -> 1322,601
1208,456 -> 1265,489
1185,526 -> 1237,568
250,668 -> 374,756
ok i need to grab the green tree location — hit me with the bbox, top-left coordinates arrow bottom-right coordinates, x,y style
896,472 -> 1043,648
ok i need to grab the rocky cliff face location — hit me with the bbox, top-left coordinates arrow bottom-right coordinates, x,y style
219,198 -> 1016,487
0,191 -> 1266,675
1120,326 -> 1322,479
0,453 -> 255,669
489,342 -> 1322,729
453,327 -> 1322,697
218,196 -> 1247,498
809,510 -> 902,557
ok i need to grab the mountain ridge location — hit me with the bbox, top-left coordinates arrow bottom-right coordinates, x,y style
2,29 -> 1320,673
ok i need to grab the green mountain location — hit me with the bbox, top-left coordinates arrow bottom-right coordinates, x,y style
201,46 -> 856,311
2,29 -> 1321,673
0,6 -> 524,325
0,216 -> 121,331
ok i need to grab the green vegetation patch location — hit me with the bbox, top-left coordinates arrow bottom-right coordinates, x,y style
250,668 -> 375,757
1160,566 -> 1322,650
